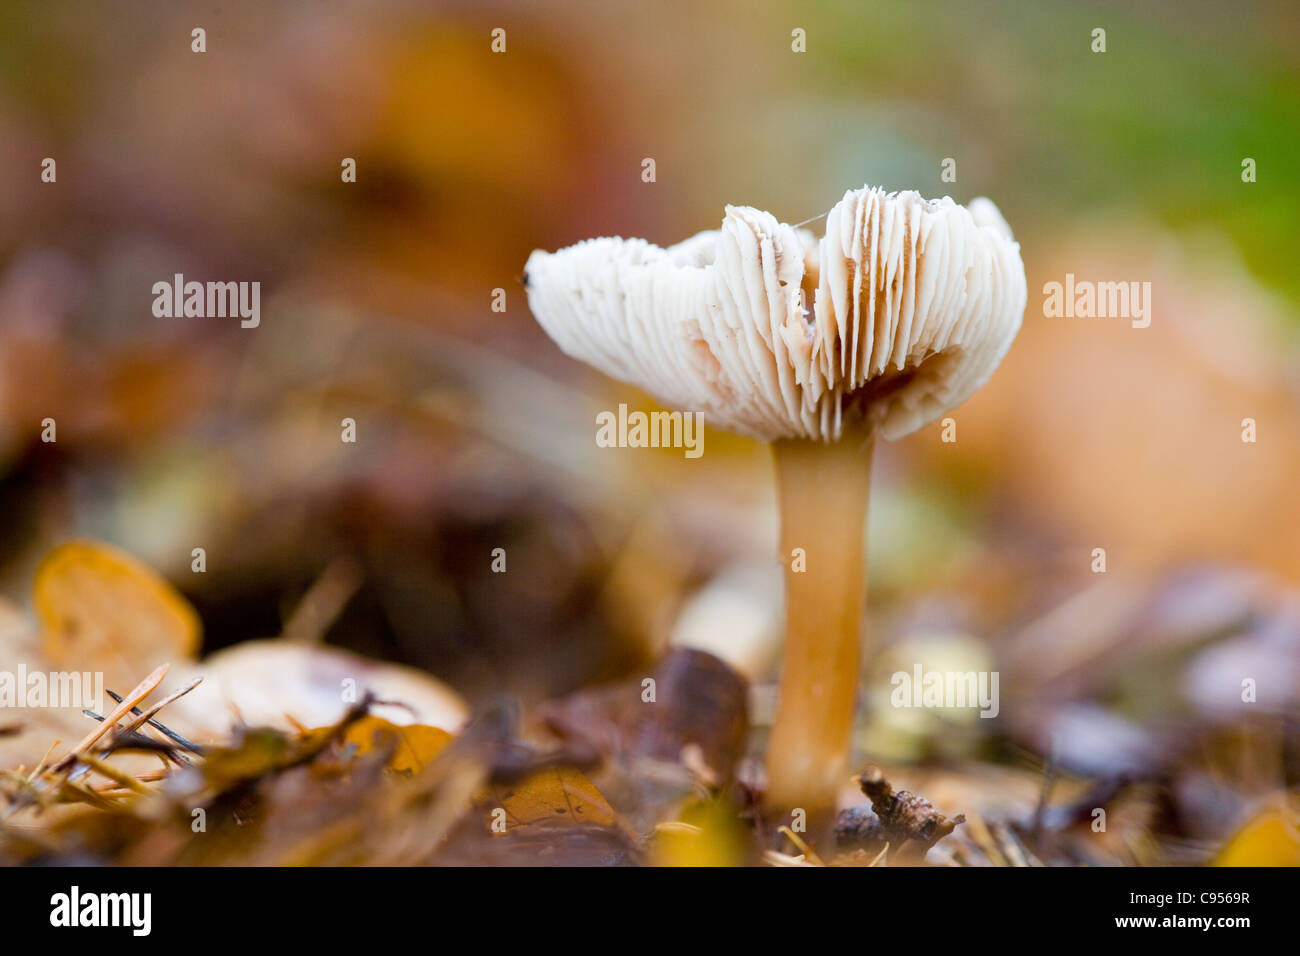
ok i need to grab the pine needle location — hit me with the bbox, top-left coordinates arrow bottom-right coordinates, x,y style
49,664 -> 169,774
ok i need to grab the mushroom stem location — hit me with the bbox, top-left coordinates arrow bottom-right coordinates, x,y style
765,434 -> 874,825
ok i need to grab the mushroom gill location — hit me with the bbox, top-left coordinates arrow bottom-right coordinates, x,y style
524,186 -> 1026,446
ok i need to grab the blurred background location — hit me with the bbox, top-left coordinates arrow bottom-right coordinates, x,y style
0,0 -> 1298,862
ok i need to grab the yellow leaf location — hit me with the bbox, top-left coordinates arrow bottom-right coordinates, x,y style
651,798 -> 750,867
1214,801 -> 1300,866
342,716 -> 450,773
491,767 -> 616,829
34,540 -> 201,684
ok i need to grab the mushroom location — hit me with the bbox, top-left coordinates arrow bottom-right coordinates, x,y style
525,185 -> 1026,825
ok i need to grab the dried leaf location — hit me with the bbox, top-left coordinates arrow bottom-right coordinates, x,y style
167,639 -> 468,737
540,648 -> 748,782
34,540 -> 200,686
836,765 -> 965,859
490,766 -> 616,829
342,716 -> 450,773
651,797 -> 751,866
1214,801 -> 1300,866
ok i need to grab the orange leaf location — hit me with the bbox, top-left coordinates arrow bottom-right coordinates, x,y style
491,767 -> 616,829
342,716 -> 451,773
34,540 -> 200,684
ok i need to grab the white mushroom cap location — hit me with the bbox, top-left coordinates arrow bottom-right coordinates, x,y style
525,185 -> 1026,442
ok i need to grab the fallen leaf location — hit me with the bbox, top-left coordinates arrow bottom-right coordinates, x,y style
342,715 -> 450,773
540,647 -> 749,783
651,797 -> 751,866
34,540 -> 200,687
165,639 -> 468,738
1214,800 -> 1300,866
490,766 -> 616,829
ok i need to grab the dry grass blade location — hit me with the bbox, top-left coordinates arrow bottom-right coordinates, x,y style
27,740 -> 61,782
762,849 -> 816,866
281,557 -> 363,644
778,825 -> 825,866
92,770 -> 168,794
654,821 -> 703,836
963,812 -> 1009,867
76,754 -> 152,795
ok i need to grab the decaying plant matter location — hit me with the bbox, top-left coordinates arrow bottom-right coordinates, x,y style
4,538 -> 1292,868
835,765 -> 966,862
0,657 -> 966,867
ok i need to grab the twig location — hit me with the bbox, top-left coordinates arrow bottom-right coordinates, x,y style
282,557 -> 363,644
1031,741 -> 1058,841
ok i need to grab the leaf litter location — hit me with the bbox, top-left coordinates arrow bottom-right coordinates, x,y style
1,539 -> 1297,866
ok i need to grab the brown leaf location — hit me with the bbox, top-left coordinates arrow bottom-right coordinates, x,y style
836,765 -> 965,859
540,647 -> 749,783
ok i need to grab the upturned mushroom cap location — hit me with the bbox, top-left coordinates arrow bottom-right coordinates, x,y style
525,186 -> 1026,442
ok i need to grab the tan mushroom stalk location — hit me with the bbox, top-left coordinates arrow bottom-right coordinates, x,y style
525,185 -> 1026,825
